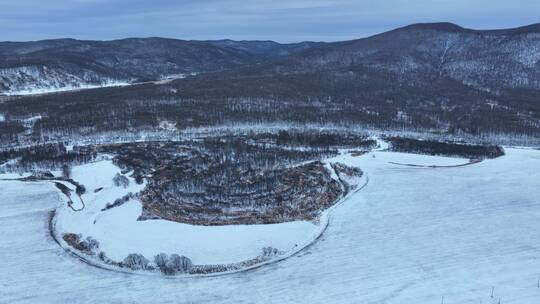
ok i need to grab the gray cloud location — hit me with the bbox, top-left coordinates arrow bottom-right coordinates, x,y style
0,0 -> 539,42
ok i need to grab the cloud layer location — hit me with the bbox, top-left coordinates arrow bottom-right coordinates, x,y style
1,0 -> 539,42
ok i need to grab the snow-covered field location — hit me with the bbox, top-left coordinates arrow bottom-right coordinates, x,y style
78,201 -> 318,265
1,147 -> 540,303
51,160 -> 322,268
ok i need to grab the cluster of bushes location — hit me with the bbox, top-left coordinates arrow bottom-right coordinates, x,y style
54,182 -> 72,196
72,181 -> 86,196
66,234 -> 283,276
100,252 -> 193,275
52,179 -> 85,196
153,253 -> 193,275
387,137 -> 505,159
64,234 -> 194,275
0,143 -> 97,173
249,130 -> 376,149
62,233 -> 100,254
121,254 -> 152,271
189,246 -> 281,275
112,248 -> 283,275
112,173 -> 130,188
261,246 -> 281,257
331,162 -> 364,193
101,192 -> 135,212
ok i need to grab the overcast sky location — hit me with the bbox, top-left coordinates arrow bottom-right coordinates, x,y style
1,0 -> 539,42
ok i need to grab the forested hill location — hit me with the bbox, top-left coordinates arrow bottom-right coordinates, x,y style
231,22 -> 540,91
1,23 -> 540,146
165,22 -> 540,137
0,38 -> 323,94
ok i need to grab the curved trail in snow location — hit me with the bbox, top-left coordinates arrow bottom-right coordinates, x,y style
50,138 -> 378,278
387,159 -> 483,168
48,172 -> 371,278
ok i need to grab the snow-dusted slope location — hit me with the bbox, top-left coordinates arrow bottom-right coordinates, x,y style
1,148 -> 540,303
0,37 -> 325,95
0,65 -> 129,95
268,23 -> 540,91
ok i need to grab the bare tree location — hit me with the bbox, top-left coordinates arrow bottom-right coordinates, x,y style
61,164 -> 72,178
122,253 -> 149,270
113,173 -> 130,188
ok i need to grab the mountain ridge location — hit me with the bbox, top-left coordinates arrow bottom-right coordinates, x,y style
394,22 -> 540,35
0,37 -> 325,94
2,21 -> 540,96
1,22 -> 540,146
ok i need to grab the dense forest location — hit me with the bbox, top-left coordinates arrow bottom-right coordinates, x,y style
0,132 -> 375,225
100,134 -> 373,225
386,137 -> 505,159
2,23 -> 540,149
0,67 -> 538,150
0,143 -> 97,173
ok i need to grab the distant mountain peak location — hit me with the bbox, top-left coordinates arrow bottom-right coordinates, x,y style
396,22 -> 540,35
401,22 -> 467,33
486,22 -> 540,35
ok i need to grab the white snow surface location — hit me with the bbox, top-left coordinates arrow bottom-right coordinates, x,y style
1,148 -> 540,303
86,201 -> 316,264
53,160 -> 319,265
4,81 -> 130,96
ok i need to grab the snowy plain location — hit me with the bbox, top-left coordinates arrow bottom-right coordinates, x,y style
1,147 -> 540,303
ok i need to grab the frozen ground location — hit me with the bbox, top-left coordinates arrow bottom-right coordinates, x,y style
1,148 -> 540,303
